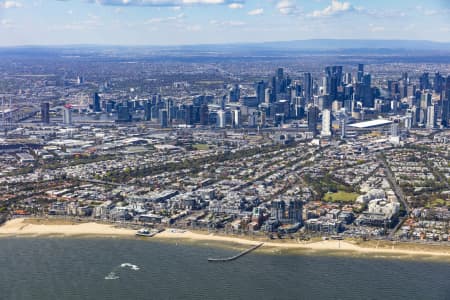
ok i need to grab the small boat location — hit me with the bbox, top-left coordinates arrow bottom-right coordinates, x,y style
135,228 -> 153,237
135,228 -> 164,237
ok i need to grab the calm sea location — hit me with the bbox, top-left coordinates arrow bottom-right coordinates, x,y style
0,238 -> 449,300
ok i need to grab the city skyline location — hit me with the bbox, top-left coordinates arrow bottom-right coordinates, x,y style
0,0 -> 450,46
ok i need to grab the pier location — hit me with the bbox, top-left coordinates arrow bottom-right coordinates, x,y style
208,243 -> 264,262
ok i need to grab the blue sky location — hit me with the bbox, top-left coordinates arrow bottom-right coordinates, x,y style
0,0 -> 449,45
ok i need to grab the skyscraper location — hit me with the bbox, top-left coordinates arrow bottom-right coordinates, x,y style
117,102 -> 131,122
340,119 -> 346,139
92,92 -> 101,112
271,199 -> 303,225
357,64 -> 364,83
271,200 -> 285,222
229,84 -> 240,102
217,110 -> 226,128
434,72 -> 444,93
159,109 -> 168,128
324,66 -> 342,102
426,105 -> 437,129
199,104 -> 209,126
264,88 -> 273,104
343,72 -> 352,85
255,81 -> 266,104
390,123 -> 399,137
40,102 -> 50,124
232,109 -> 241,128
307,105 -> 319,137
143,100 -> 152,121
420,92 -> 432,110
443,76 -> 450,127
303,73 -> 313,102
184,104 -> 194,125
362,74 -> 373,108
286,199 -> 303,225
419,73 -> 430,90
321,109 -> 332,137
63,105 -> 72,125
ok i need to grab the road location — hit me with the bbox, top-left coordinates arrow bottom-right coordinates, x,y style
377,153 -> 410,239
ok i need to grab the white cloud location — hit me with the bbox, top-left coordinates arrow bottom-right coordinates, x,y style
368,23 -> 384,32
86,0 -> 243,7
248,8 -> 263,16
186,24 -> 201,31
144,13 -> 185,24
0,19 -> 14,28
209,19 -> 245,26
277,0 -> 297,15
363,8 -> 406,18
309,0 -> 353,17
0,1 -> 23,9
228,3 -> 243,9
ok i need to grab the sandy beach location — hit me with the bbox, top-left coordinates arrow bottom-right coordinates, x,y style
2,218 -> 450,260
0,218 -> 134,237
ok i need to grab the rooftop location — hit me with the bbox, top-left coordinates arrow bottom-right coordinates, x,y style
348,119 -> 393,129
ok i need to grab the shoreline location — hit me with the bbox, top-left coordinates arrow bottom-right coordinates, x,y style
2,218 -> 450,262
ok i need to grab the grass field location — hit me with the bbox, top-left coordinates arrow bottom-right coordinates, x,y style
426,198 -> 450,208
193,144 -> 210,151
323,191 -> 360,203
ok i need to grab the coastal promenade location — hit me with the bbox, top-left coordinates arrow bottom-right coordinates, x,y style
1,218 -> 450,261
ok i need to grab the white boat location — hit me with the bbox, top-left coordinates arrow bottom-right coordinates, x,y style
135,228 -> 164,237
135,228 -> 153,237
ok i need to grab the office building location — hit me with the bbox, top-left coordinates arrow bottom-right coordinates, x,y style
307,105 -> 319,136
63,105 -> 72,125
255,81 -> 266,104
217,110 -> 226,128
232,109 -> 241,128
303,73 -> 313,102
321,109 -> 332,137
117,103 -> 131,122
357,64 -> 364,83
41,102 -> 50,124
143,100 -> 152,121
92,92 -> 101,112
419,73 -> 430,90
426,105 -> 437,129
159,109 -> 168,128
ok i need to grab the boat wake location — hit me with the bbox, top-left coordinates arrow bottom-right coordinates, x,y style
104,272 -> 120,280
120,263 -> 140,271
104,263 -> 140,280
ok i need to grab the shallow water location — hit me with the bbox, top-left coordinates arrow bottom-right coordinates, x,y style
0,237 -> 449,300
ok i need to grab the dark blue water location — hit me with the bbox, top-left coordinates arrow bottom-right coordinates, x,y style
0,238 -> 449,300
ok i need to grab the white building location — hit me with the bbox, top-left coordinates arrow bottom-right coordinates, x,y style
321,109 -> 332,137
217,110 -> 226,128
426,105 -> 437,129
63,106 -> 73,125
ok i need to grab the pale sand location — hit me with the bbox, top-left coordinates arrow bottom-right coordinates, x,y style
1,218 -> 450,259
157,229 -> 450,258
0,218 -> 134,237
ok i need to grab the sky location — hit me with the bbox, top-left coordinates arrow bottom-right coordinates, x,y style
0,0 -> 450,46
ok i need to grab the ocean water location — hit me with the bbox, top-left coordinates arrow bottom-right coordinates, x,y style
0,238 -> 449,300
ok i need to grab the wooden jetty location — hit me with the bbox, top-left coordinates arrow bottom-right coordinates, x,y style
208,243 -> 264,262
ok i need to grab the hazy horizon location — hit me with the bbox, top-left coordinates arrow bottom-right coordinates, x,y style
2,38 -> 450,49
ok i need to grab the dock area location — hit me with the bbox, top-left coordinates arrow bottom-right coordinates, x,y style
208,243 -> 264,262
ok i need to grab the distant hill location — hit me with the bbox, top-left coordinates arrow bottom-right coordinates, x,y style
2,39 -> 450,57
172,39 -> 450,53
247,39 -> 450,50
